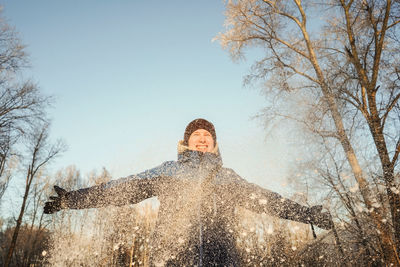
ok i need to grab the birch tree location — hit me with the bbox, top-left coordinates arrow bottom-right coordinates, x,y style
216,0 -> 400,264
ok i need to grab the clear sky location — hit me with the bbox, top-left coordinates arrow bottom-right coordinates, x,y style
0,0 -> 299,204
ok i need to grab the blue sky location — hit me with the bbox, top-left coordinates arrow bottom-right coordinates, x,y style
0,1 -> 298,203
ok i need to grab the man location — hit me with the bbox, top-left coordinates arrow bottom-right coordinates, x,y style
45,118 -> 332,266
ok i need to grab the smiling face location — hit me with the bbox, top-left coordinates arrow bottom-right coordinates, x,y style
188,129 -> 215,153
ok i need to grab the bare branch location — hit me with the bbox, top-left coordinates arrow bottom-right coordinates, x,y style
382,93 -> 400,129
392,137 -> 400,165
387,19 -> 400,29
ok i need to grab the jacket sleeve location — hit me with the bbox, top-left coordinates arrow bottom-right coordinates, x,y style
222,169 -> 330,228
233,180 -> 312,223
64,161 -> 174,209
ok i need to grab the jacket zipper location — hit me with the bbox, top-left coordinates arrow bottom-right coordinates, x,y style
197,163 -> 203,267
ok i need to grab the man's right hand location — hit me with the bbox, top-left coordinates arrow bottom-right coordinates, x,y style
44,185 -> 69,214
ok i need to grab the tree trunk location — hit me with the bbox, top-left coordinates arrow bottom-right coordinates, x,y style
4,173 -> 31,267
129,239 -> 135,267
366,111 -> 400,256
303,22 -> 399,265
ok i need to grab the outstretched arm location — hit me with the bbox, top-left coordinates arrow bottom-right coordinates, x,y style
44,176 -> 161,213
222,170 -> 332,230
44,161 -> 176,214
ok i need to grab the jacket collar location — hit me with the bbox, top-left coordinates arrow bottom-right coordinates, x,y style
177,140 -> 222,167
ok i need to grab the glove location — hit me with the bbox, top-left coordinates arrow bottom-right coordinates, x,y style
309,205 -> 333,230
44,186 -> 70,214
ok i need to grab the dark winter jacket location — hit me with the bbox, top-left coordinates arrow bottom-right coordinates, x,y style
60,142 -> 331,266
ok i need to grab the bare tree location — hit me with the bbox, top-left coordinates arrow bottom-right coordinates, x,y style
216,0 -> 400,264
0,12 -> 50,200
19,173 -> 54,266
4,123 -> 64,267
0,223 -> 51,266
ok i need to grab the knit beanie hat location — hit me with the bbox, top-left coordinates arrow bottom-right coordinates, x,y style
183,118 -> 216,145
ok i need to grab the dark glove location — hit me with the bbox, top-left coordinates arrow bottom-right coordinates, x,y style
309,205 -> 333,230
44,186 -> 70,214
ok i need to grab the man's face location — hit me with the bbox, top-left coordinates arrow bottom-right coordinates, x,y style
188,129 -> 215,153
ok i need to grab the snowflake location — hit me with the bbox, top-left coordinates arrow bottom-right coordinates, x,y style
390,187 -> 400,194
258,199 -> 267,205
356,204 -> 364,212
372,202 -> 381,208
349,183 -> 359,193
